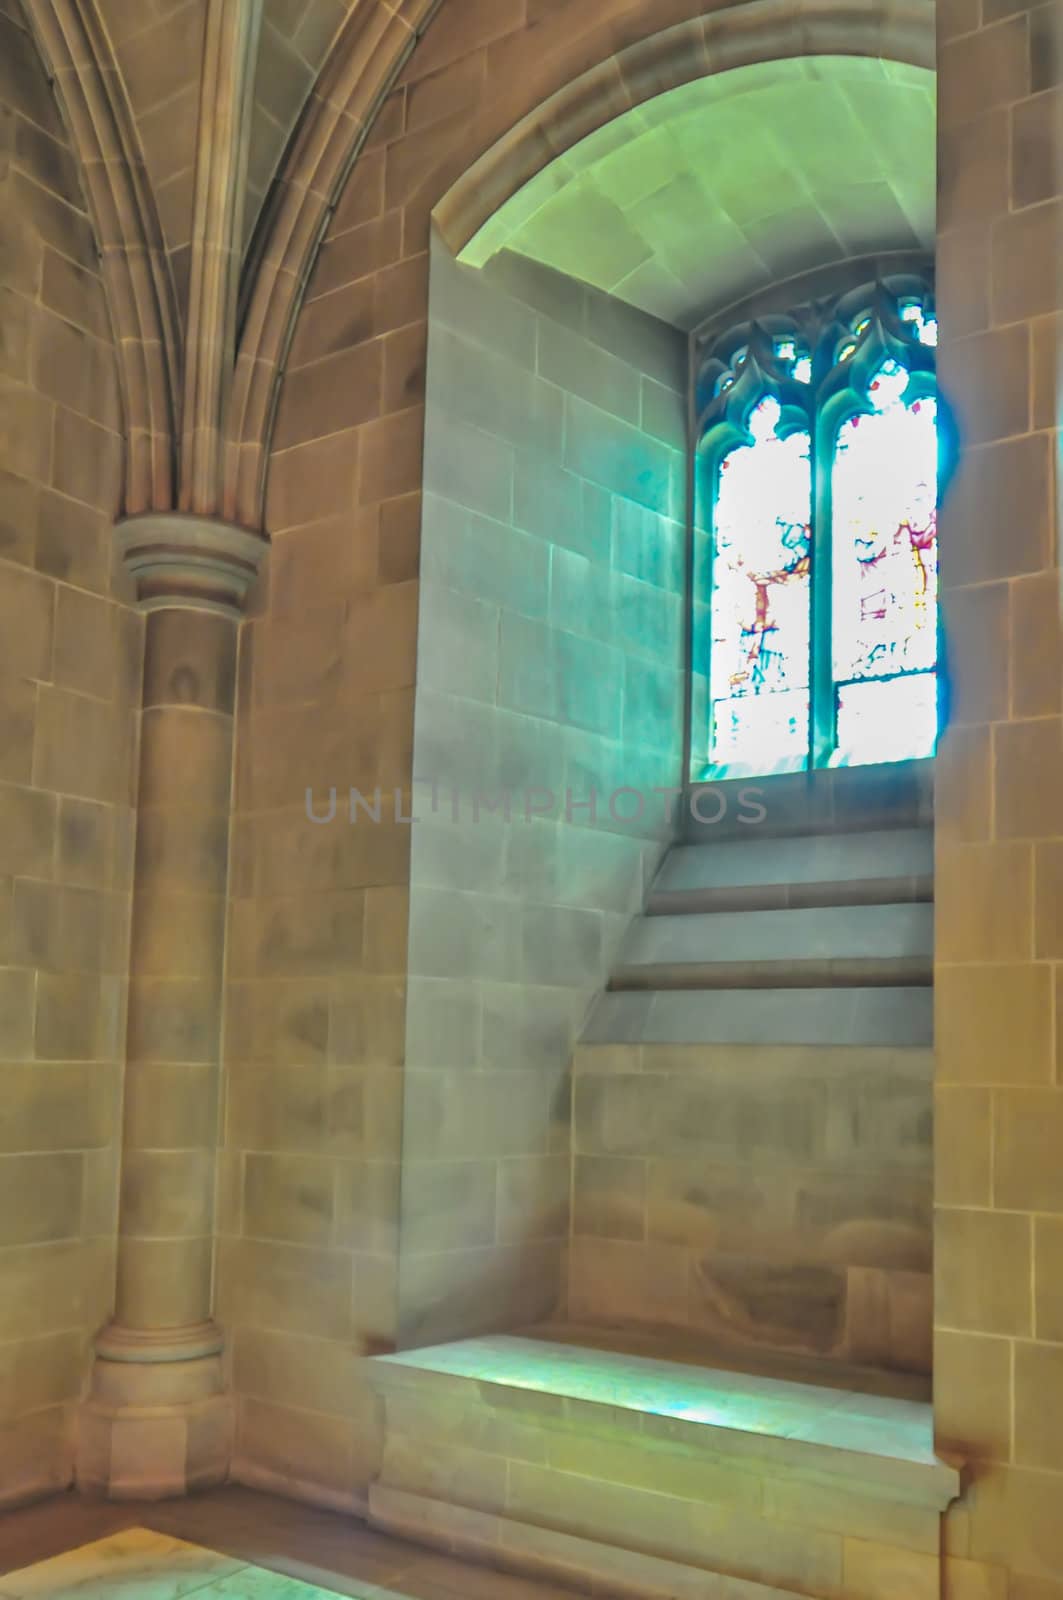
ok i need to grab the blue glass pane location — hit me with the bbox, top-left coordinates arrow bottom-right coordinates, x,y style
710,397 -> 812,774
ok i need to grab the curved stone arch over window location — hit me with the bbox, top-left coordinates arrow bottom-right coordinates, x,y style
692,270 -> 946,781
431,0 -> 935,265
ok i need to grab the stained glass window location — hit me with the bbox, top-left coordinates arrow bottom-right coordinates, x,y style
694,276 -> 941,780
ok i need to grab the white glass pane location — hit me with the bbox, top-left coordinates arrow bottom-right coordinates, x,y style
831,374 -> 938,691
709,396 -> 812,775
833,672 -> 938,768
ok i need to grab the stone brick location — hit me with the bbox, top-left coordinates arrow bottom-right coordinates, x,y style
1036,1216 -> 1063,1338
274,341 -> 385,451
841,1537 -> 937,1600
131,889 -> 225,980
382,323 -> 427,414
1011,88 -> 1063,209
266,431 -> 360,533
51,406 -> 118,512
992,200 -> 1063,321
943,435 -> 1052,589
940,17 -> 1031,130
1012,571 -> 1063,718
230,1326 -> 372,1421
0,1152 -> 82,1244
995,717 -> 1063,838
126,976 -> 221,1065
935,724 -> 992,845
235,1401 -> 361,1497
1030,0 -> 1063,92
936,842 -> 1031,961
34,972 -> 102,1061
498,1154 -> 569,1243
936,1087 -> 992,1206
942,583 -> 1011,726
400,1160 -> 497,1254
143,609 -> 236,713
119,1148 -> 213,1238
0,671 -> 34,784
938,0 -> 980,38
134,808 -> 228,896
995,1088 -> 1063,1210
113,1234 -> 212,1329
1037,842 -> 1063,955
139,707 -> 232,812
0,559 -> 52,681
54,796 -> 116,896
936,1207 -> 1032,1334
1013,1341 -> 1063,1472
34,687 -> 134,806
217,1235 -> 355,1342
940,326 -> 1030,453
935,1329 -> 1012,1462
34,488 -> 108,591
378,493 -> 421,586
243,1152 -> 335,1246
940,110 -> 1010,232
373,255 -> 429,337
309,213 -> 403,303
937,224 -> 991,340
573,1154 -> 647,1241
358,406 -> 425,504
32,311 -> 118,430
936,964 -> 1053,1084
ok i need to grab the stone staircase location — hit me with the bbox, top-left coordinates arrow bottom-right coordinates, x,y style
585,824 -> 934,1048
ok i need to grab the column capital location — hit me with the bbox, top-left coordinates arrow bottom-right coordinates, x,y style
116,512 -> 267,617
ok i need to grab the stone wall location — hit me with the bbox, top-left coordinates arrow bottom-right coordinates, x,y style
216,0 -> 1063,1581
399,242 -> 687,1347
570,1043 -> 934,1372
0,2 -> 137,1506
219,96 -> 422,1508
934,0 -> 1063,1591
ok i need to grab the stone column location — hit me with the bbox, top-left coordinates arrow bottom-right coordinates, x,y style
78,514 -> 264,1499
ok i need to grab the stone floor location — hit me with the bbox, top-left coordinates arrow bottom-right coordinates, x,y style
0,1487 -> 577,1600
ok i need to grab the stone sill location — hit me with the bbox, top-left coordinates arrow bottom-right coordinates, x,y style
684,758 -> 935,842
366,1334 -> 961,1512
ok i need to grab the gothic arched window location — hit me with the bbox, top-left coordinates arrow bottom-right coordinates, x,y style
693,276 -> 941,780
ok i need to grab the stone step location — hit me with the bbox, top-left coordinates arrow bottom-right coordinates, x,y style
650,828 -> 933,914
583,986 -> 933,1047
619,903 -> 933,975
611,956 -> 933,990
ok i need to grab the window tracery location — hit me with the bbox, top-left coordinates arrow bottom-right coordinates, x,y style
693,275 -> 942,779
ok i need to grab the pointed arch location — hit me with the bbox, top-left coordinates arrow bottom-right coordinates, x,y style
22,0 -> 180,515
224,0 -> 442,529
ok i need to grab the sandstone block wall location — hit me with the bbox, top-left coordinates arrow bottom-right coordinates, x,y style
0,1 -> 137,1506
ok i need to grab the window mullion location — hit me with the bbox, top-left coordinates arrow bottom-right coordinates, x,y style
809,407 -> 834,771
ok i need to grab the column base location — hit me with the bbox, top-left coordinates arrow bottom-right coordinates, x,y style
77,1325 -> 232,1500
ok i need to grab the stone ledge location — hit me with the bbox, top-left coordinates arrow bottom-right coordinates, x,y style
366,1336 -> 959,1511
